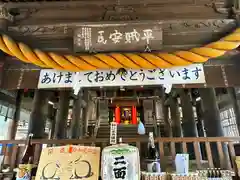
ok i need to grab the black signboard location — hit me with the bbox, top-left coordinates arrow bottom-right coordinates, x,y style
73,21 -> 163,53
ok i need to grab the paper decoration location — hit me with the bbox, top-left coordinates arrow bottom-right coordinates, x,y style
175,154 -> 189,175
137,121 -> 145,135
35,145 -> 100,180
101,144 -> 141,180
163,83 -> 172,94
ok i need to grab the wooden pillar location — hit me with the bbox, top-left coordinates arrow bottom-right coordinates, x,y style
161,89 -> 172,137
28,90 -> 48,139
154,88 -> 165,137
180,89 -> 198,160
7,90 -> 23,140
5,91 -> 23,165
81,107 -> 87,137
82,104 -> 91,137
199,88 -> 224,137
69,92 -> 83,139
143,99 -> 154,128
155,88 -> 172,137
81,90 -> 98,137
0,5 -> 11,87
227,88 -> 240,133
169,97 -> 182,137
132,106 -> 137,125
199,88 -> 228,167
81,90 -> 90,137
163,105 -> 172,137
81,94 -> 88,138
1,5 -> 16,139
180,89 -> 197,137
196,101 -> 205,137
54,90 -> 71,139
169,96 -> 182,153
47,102 -> 57,139
196,100 -> 207,160
85,100 -> 97,137
115,107 -> 121,124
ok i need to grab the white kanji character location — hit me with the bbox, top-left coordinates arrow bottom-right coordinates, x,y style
141,29 -> 154,44
125,29 -> 140,44
97,30 -> 107,44
109,30 -> 123,44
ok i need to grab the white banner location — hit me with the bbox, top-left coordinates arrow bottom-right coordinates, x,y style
38,70 -> 75,89
38,64 -> 205,89
74,64 -> 205,87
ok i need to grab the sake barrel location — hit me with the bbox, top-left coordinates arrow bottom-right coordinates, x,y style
101,143 -> 140,180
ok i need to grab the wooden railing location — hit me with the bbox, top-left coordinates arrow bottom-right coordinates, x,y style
93,117 -> 101,138
0,137 -> 239,174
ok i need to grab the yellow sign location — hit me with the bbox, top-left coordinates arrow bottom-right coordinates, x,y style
35,145 -> 100,180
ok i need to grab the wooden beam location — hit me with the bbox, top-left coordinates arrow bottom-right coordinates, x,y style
7,19 -> 236,53
4,0 -> 230,30
4,0 -> 226,9
9,19 -> 236,37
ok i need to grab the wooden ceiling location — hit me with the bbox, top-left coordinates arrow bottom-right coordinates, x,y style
4,0 -> 232,54
4,0 -> 228,25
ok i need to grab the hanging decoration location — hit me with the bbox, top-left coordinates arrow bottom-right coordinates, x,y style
137,121 -> 146,135
0,28 -> 240,71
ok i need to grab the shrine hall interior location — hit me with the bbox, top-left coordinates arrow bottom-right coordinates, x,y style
1,86 -> 230,139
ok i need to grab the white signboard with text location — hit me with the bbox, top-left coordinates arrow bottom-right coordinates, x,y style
38,70 -> 75,89
35,145 -> 100,180
38,64 -> 205,89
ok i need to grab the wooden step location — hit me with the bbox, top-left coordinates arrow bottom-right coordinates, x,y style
97,125 -> 155,138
